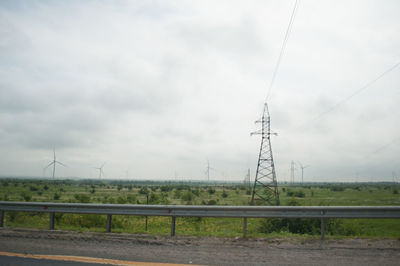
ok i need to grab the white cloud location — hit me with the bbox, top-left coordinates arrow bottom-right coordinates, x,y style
0,0 -> 399,182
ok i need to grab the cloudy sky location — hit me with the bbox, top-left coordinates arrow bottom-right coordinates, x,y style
0,0 -> 399,182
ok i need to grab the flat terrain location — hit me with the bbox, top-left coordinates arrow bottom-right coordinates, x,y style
1,180 -> 400,238
0,228 -> 399,266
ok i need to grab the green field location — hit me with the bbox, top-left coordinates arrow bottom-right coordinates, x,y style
0,179 -> 399,239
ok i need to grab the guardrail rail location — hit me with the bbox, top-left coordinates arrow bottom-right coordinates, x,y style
1,201 -> 399,239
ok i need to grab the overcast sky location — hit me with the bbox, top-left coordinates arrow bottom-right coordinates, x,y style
0,0 -> 399,182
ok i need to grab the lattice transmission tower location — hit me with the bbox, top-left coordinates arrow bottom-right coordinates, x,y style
250,103 -> 279,205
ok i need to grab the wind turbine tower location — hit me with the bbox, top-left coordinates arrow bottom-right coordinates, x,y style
290,161 -> 295,184
95,163 -> 106,179
44,148 -> 67,179
298,161 -> 310,184
205,160 -> 215,182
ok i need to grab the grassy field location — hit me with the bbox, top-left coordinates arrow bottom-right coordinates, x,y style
0,179 -> 399,239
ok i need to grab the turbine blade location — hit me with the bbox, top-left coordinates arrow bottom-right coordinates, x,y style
56,161 -> 67,167
44,161 -> 54,169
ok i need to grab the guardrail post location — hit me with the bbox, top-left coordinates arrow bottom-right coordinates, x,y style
321,210 -> 326,240
0,210 -> 4,227
106,214 -> 112,233
170,216 -> 176,237
49,212 -> 55,230
243,217 -> 247,238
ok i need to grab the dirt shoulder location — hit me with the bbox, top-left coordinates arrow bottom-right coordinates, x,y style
0,228 -> 399,265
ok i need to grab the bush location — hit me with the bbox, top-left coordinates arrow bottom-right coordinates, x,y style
181,191 -> 193,202
43,185 -> 49,190
21,192 -> 31,202
149,192 -> 159,204
393,189 -> 399,194
207,188 -> 216,194
29,186 -> 38,191
207,199 -> 217,205
286,190 -> 305,198
53,193 -> 61,200
258,217 -> 321,235
139,187 -> 148,195
221,191 -> 228,198
160,185 -> 172,192
117,196 -> 127,204
127,194 -> 136,203
74,194 -> 91,203
330,186 -> 345,192
173,190 -> 182,199
191,189 -> 200,197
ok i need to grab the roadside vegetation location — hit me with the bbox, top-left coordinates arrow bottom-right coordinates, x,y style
1,179 -> 399,238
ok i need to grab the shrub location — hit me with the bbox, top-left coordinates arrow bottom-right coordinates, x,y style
181,191 -> 193,202
160,185 -> 172,192
207,199 -> 217,205
207,188 -> 216,194
43,185 -> 49,190
221,191 -> 228,198
117,196 -> 127,204
149,192 -> 159,204
53,193 -> 61,200
74,194 -> 91,203
286,190 -> 305,198
258,217 -> 321,235
139,187 -> 148,195
330,186 -> 345,192
127,194 -> 136,203
192,189 -> 200,197
173,190 -> 182,199
29,186 -> 38,191
393,189 -> 399,194
21,192 -> 31,202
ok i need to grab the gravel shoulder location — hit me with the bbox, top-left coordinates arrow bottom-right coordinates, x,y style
0,228 -> 399,265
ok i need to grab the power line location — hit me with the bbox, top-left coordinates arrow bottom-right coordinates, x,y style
265,0 -> 300,102
305,61 -> 400,127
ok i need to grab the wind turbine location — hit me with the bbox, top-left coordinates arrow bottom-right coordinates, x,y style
205,160 -> 216,182
44,148 -> 67,179
95,163 -> 106,179
297,161 -> 310,184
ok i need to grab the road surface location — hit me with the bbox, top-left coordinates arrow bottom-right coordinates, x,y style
0,228 -> 399,265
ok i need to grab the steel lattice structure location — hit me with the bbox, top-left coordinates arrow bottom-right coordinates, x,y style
251,103 -> 279,205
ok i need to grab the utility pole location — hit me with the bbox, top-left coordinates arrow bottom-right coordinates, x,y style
250,103 -> 279,205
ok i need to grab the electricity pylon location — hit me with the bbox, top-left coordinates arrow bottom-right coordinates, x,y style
250,103 -> 279,205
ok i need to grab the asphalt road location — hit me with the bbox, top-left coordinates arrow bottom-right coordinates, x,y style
0,228 -> 399,266
0,256 -> 97,266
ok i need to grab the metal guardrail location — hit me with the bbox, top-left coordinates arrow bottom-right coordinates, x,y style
1,201 -> 399,239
